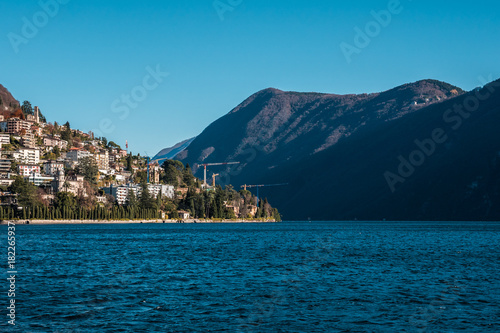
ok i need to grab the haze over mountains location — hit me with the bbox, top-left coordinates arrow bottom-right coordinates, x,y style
173,79 -> 500,221
152,138 -> 195,163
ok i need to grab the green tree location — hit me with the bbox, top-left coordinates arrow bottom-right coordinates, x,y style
21,101 -> 33,115
10,160 -> 17,173
77,156 -> 99,185
139,183 -> 156,209
52,146 -> 61,158
126,153 -> 133,172
126,190 -> 139,208
107,141 -> 121,150
183,163 -> 194,186
134,170 -> 147,184
162,160 -> 184,186
9,177 -> 41,208
55,192 -> 77,211
272,208 -> 281,222
163,164 -> 179,186
61,124 -> 72,141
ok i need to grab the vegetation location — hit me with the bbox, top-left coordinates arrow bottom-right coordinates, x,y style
162,160 -> 198,188
77,156 -> 99,185
21,100 -> 33,116
0,205 -> 161,221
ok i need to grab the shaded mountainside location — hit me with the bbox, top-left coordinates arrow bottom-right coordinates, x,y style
174,79 -> 500,221
264,79 -> 500,221
0,84 -> 19,112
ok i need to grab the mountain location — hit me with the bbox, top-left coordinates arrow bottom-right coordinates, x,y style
0,84 -> 19,112
152,137 -> 195,163
176,78 -> 500,220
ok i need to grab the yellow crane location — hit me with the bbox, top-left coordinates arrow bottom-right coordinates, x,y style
212,173 -> 220,187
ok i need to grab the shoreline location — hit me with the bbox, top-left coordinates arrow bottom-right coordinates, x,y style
0,219 -> 277,225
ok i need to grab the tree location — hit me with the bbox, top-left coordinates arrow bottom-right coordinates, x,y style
163,164 -> 179,186
9,176 -> 42,208
21,101 -> 33,115
55,192 -> 77,211
183,163 -> 194,187
126,190 -> 139,208
126,153 -> 133,172
77,180 -> 96,209
61,125 -> 72,141
38,107 -> 47,123
107,141 -> 121,150
52,146 -> 61,158
77,156 -> 99,185
162,160 -> 184,186
64,121 -> 71,130
139,183 -> 156,209
134,170 -> 147,184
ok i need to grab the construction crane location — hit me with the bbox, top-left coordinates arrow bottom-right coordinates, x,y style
200,162 -> 240,186
212,173 -> 219,187
241,183 -> 288,206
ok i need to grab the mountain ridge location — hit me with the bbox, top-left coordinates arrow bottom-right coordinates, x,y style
178,79 -> 464,168
174,78 -> 500,220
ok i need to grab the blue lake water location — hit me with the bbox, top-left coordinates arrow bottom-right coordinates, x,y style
1,221 -> 499,332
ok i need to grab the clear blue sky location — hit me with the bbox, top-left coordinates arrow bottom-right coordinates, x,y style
1,0 -> 499,155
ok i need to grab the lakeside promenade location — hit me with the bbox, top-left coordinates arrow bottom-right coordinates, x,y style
0,219 -> 277,225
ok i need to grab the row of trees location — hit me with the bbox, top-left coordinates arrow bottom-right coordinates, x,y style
0,205 -> 161,221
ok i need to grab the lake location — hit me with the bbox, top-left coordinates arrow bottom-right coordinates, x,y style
1,221 -> 499,332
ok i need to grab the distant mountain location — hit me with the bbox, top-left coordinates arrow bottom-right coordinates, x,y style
0,84 -> 19,112
152,137 -> 195,163
176,78 -> 500,220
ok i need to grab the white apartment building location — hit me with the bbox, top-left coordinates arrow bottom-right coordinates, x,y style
13,148 -> 40,165
0,133 -> 10,145
18,164 -> 41,177
25,173 -> 54,186
43,160 -> 64,176
0,159 -> 12,173
7,118 -> 31,135
94,150 -> 109,171
106,183 -> 175,205
66,149 -> 92,162
43,136 -> 68,150
149,184 -> 175,199
108,185 -> 130,205
21,133 -> 36,148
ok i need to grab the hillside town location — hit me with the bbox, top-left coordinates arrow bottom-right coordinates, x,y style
0,101 -> 280,221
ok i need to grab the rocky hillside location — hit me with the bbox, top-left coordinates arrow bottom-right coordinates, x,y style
0,84 -> 19,112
